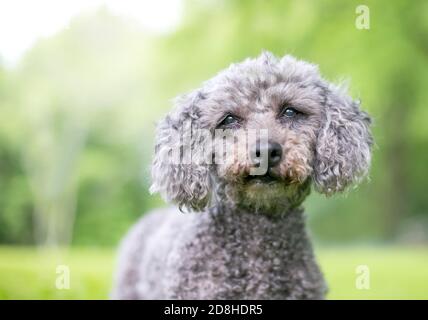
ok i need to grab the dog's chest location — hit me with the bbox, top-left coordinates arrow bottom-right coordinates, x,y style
165,209 -> 323,299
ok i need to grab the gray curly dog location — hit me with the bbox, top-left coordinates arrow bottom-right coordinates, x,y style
112,52 -> 373,299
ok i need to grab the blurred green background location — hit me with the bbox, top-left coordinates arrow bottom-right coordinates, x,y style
0,0 -> 427,299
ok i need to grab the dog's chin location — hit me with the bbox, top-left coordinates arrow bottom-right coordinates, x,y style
235,174 -> 288,205
233,183 -> 289,214
245,178 -> 285,197
224,171 -> 310,213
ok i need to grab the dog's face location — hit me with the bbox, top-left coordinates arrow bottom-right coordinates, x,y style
151,53 -> 373,213
199,68 -> 323,212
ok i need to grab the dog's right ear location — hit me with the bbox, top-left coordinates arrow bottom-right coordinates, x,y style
149,90 -> 212,212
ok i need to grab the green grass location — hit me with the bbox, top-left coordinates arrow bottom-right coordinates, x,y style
0,246 -> 426,299
0,246 -> 113,299
318,247 -> 428,299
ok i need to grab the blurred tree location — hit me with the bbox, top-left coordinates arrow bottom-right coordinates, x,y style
4,9 -> 159,246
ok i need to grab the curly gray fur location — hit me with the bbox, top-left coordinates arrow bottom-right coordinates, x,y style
112,52 -> 372,300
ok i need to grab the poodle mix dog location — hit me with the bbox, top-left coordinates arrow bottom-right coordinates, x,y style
112,52 -> 372,299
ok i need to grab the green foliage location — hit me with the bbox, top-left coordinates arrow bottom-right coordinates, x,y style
0,1 -> 427,245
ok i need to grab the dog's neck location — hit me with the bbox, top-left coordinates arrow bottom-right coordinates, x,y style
209,201 -> 307,227
199,204 -> 324,299
207,181 -> 314,266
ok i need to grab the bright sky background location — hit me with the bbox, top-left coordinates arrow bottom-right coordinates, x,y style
0,0 -> 183,66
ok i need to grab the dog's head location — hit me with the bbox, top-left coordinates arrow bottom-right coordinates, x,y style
150,52 -> 373,213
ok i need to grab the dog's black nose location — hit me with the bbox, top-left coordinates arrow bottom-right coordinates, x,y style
252,140 -> 282,168
266,141 -> 282,167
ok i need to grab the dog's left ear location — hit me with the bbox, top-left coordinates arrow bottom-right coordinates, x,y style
313,84 -> 373,195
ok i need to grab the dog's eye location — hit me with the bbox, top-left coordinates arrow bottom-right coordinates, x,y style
217,114 -> 240,128
282,107 -> 298,118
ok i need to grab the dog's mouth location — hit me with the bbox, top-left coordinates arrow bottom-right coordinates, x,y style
244,172 -> 279,184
